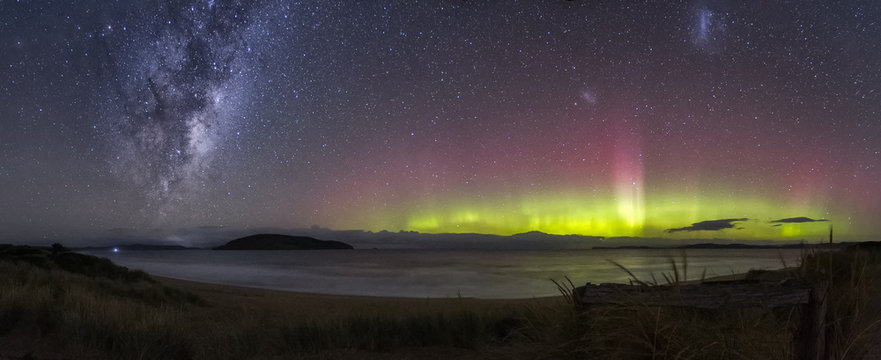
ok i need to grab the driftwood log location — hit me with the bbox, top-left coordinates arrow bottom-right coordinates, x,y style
573,279 -> 829,360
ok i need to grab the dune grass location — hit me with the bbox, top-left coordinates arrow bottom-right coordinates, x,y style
1,243 -> 880,359
798,243 -> 881,359
0,245 -> 569,359
570,243 -> 881,359
0,257 -> 529,359
0,247 -> 196,359
576,296 -> 796,359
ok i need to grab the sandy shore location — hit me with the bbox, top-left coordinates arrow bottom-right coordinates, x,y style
152,267 -> 761,315
148,276 -> 563,360
154,275 -> 558,319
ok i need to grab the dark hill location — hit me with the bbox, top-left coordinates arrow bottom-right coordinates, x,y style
214,234 -> 354,250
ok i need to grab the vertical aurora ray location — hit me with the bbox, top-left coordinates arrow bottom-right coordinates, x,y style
353,191 -> 838,240
305,110 -> 855,241
611,119 -> 645,235
4,1 -> 881,245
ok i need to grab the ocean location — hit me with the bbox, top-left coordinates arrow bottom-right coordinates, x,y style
83,248 -> 804,299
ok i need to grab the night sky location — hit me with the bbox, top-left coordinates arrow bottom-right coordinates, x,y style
2,1 -> 880,244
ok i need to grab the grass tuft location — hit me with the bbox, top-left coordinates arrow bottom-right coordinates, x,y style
2,243 -> 880,359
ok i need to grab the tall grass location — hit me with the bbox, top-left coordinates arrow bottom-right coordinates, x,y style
0,247 -> 546,359
578,244 -> 881,359
4,244 -> 880,359
0,260 -> 193,359
608,251 -> 705,287
798,244 -> 881,359
0,263 -> 533,358
506,276 -> 589,359
575,252 -> 798,359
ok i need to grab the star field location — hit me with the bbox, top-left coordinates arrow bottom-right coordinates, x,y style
1,1 -> 880,243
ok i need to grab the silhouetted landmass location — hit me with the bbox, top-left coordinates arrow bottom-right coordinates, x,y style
591,243 -> 847,250
72,226 -> 837,249
592,245 -> 655,250
71,226 -> 851,250
680,242 -> 834,249
75,243 -> 199,251
593,242 -> 841,250
680,243 -> 785,249
214,234 -> 354,250
846,241 -> 881,251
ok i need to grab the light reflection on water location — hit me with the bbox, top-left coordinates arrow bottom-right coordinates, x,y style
83,248 -> 803,299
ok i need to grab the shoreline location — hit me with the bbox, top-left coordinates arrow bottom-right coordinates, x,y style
153,275 -> 561,312
3,244 -> 875,359
88,246 -> 805,300
153,274 -> 549,301
151,267 -> 763,308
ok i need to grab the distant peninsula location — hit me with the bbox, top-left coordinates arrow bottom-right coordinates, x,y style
75,244 -> 198,251
592,242 -> 830,250
214,234 -> 354,250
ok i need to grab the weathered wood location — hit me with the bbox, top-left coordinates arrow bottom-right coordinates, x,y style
797,280 -> 829,360
575,280 -> 812,309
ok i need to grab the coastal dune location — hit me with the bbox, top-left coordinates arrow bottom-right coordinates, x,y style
2,244 -> 880,359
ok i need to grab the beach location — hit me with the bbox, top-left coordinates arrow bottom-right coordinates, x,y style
152,275 -> 557,324
2,244 -> 880,359
0,248 -> 565,359
83,248 -> 804,298
148,276 -> 559,360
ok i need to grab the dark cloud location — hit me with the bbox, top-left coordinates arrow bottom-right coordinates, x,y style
666,218 -> 748,232
770,217 -> 829,223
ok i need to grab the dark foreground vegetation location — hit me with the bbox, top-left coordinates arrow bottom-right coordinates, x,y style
573,242 -> 881,359
0,243 -> 879,359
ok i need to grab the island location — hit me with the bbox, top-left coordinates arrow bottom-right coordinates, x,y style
213,234 -> 354,250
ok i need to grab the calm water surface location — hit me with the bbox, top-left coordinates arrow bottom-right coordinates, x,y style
84,249 -> 803,298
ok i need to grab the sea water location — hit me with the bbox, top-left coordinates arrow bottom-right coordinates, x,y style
83,248 -> 804,299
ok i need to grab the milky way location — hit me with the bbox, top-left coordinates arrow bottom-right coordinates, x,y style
109,1 -> 259,214
1,1 -> 880,243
